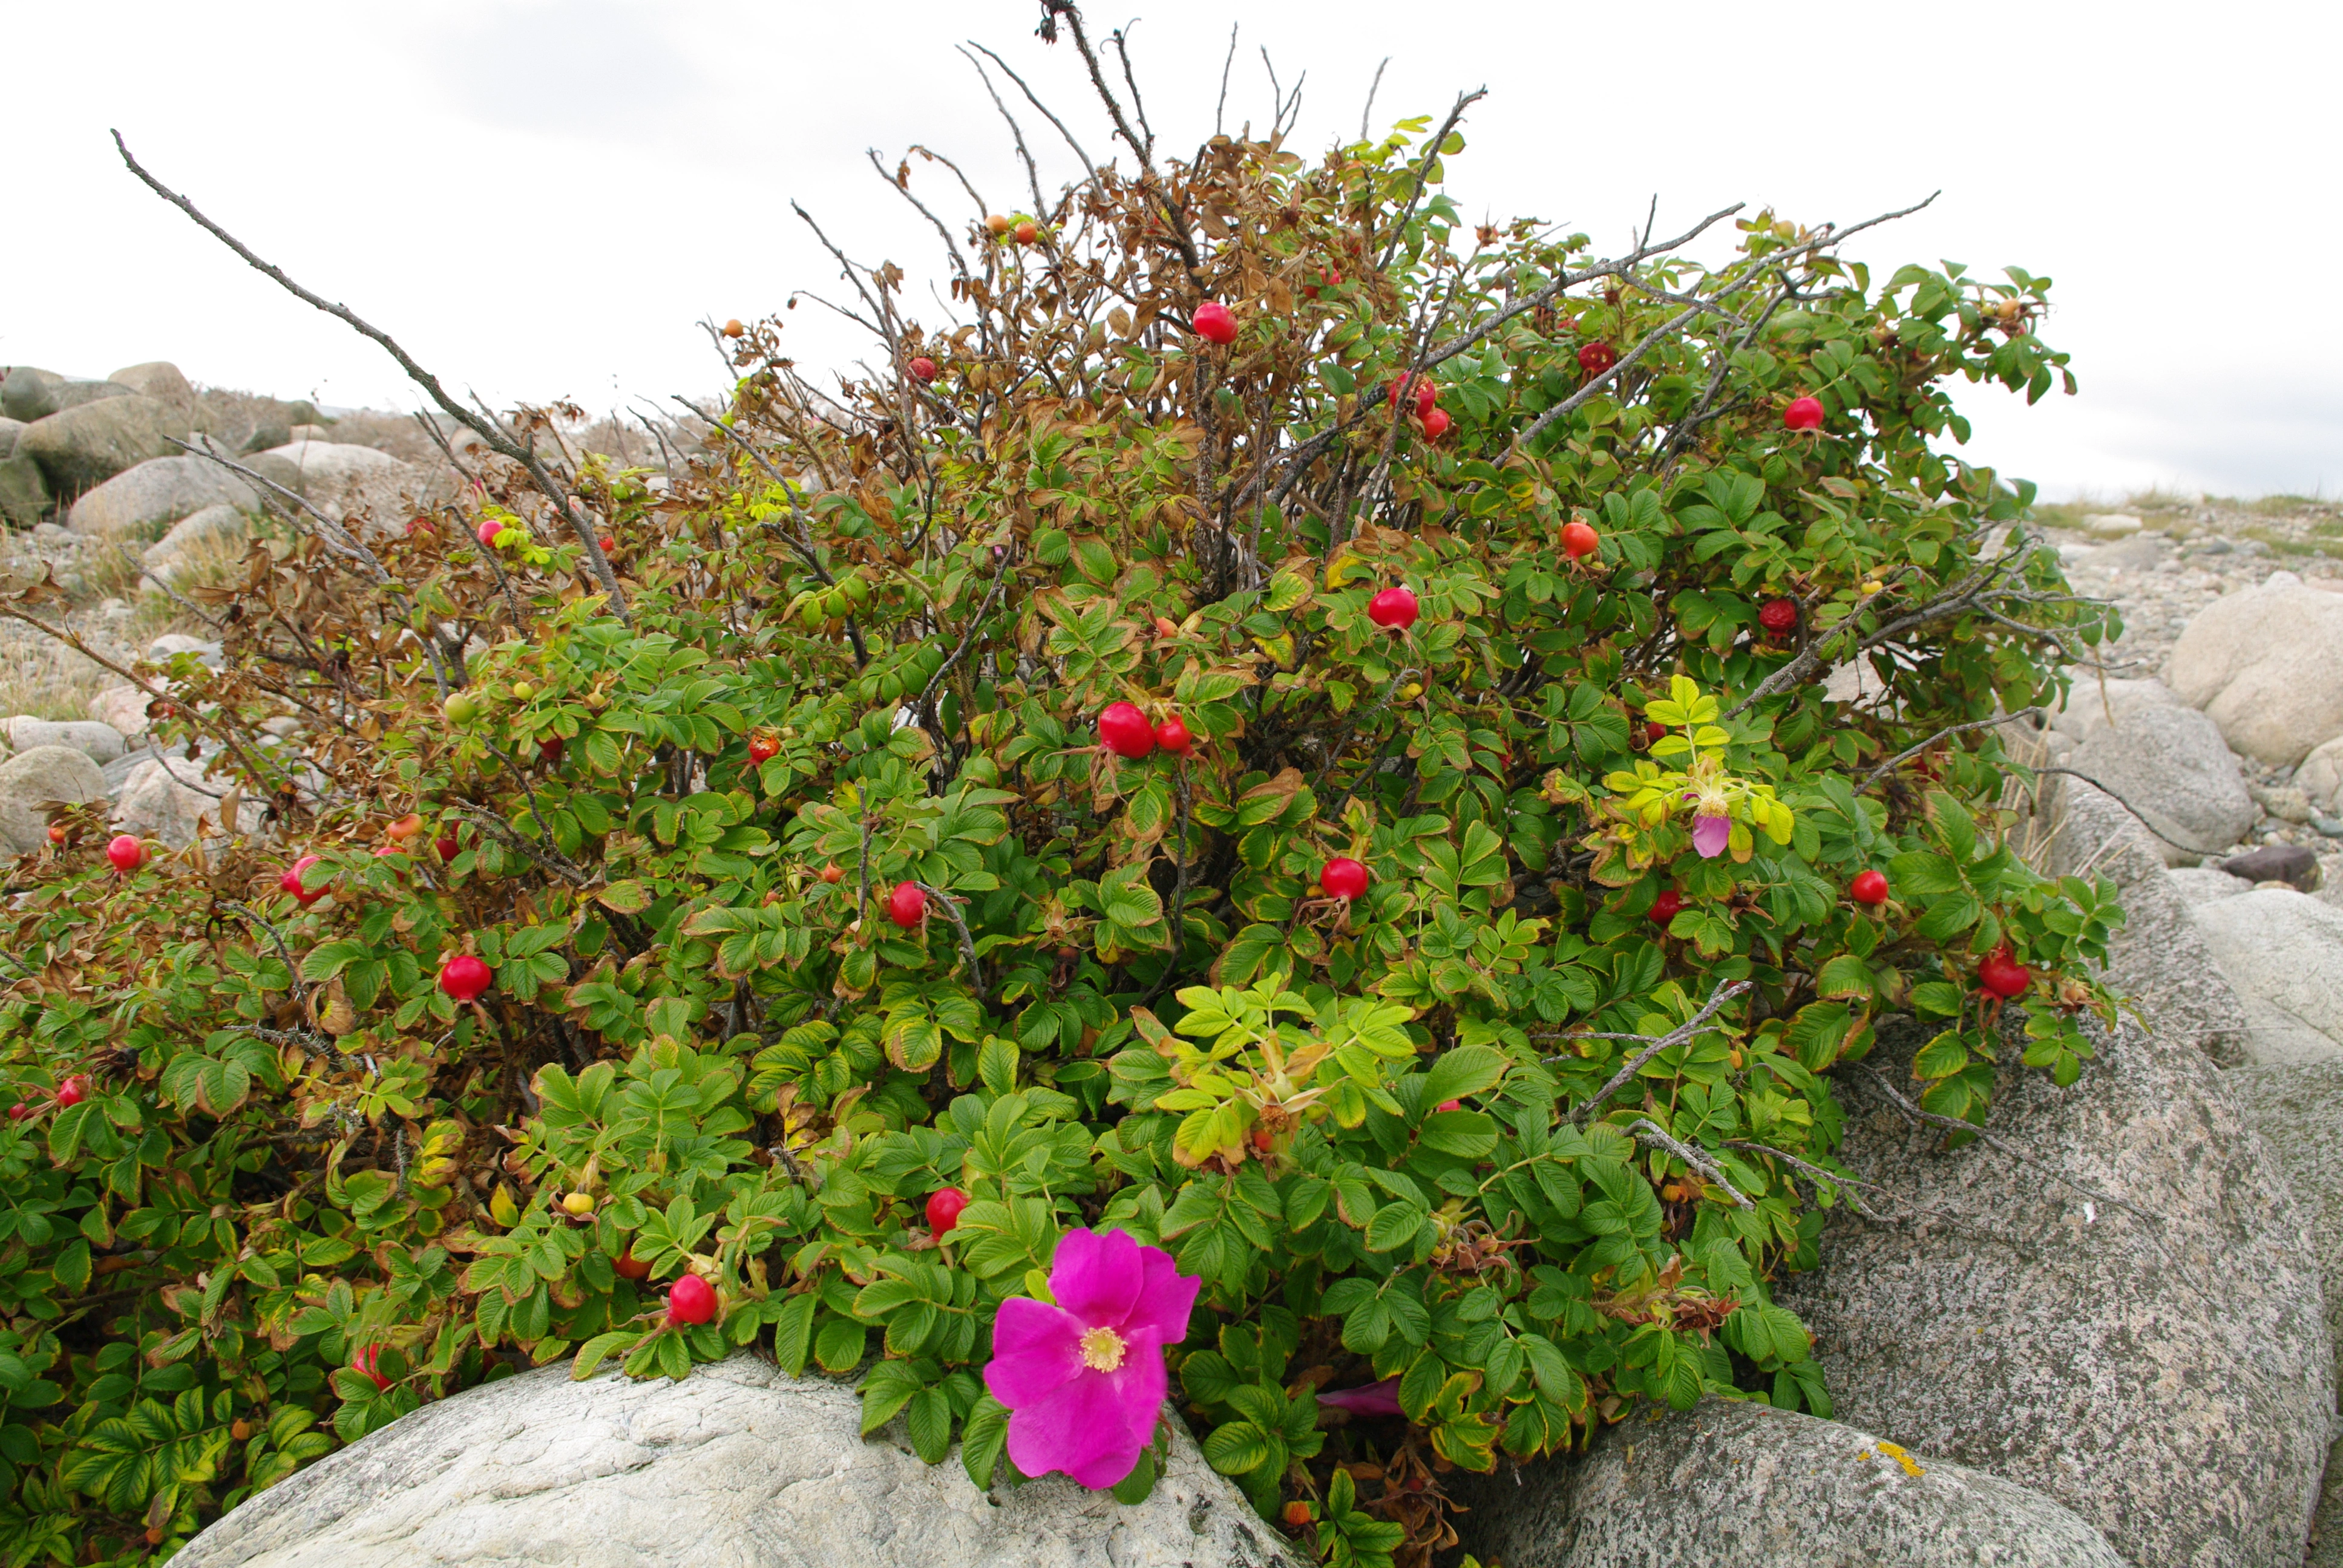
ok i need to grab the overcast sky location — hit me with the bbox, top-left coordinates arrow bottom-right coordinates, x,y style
8,0 -> 2335,501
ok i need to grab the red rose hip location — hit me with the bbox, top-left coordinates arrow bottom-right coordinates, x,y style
613,1247 -> 652,1281
1783,395 -> 1824,431
1154,717 -> 1193,756
1098,701 -> 1156,759
747,733 -> 780,764
438,955 -> 493,1003
1388,374 -> 1437,417
476,519 -> 503,549
886,880 -> 926,929
1420,407 -> 1452,440
1758,597 -> 1798,634
1561,520 -> 1601,561
54,1076 -> 89,1109
1979,946 -> 2031,999
1648,889 -> 1685,926
280,854 -> 326,907
1850,869 -> 1889,906
1366,586 -> 1419,631
667,1272 -> 717,1325
1320,857 -> 1370,900
105,834 -> 146,874
435,832 -> 460,864
908,356 -> 937,383
1191,301 -> 1237,345
926,1186 -> 970,1235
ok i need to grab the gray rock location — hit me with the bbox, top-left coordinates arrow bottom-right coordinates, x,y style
2222,841 -> 2324,890
1,717 -> 125,762
148,633 -> 224,668
143,505 -> 252,587
48,380 -> 136,413
0,367 -> 62,423
2315,1439 -> 2343,1568
2064,701 -> 2253,863
0,744 -> 108,853
1460,1399 -> 2127,1568
0,416 -> 22,458
2044,675 -> 2181,741
111,752 -> 254,847
1774,779 -> 2330,1567
2083,511 -> 2144,537
0,449 -> 50,524
87,684 -> 154,738
172,1353 -> 1293,1568
242,423 -> 293,457
16,395 -> 193,493
2230,1059 -> 2343,1386
106,362 -> 195,410
2192,888 -> 2343,1065
2168,866 -> 2256,906
2166,570 -> 2343,766
65,455 -> 257,537
253,440 -> 415,528
2302,736 -> 2343,812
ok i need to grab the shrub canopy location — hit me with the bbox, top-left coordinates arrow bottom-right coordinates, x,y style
1,19 -> 2119,1564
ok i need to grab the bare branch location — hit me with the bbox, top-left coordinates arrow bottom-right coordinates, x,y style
1560,979 -> 1750,1124
965,40 -> 1097,182
1627,1119 -> 1752,1208
1375,89 -> 1486,272
1858,708 -> 2042,792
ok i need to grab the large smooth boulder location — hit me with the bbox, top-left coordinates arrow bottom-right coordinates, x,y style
0,449 -> 49,523
2301,735 -> 2343,812
2192,887 -> 2343,1065
1,717 -> 125,763
2063,701 -> 2253,863
173,1354 -> 1294,1568
2043,674 -> 2181,740
107,361 -> 196,411
1775,779 -> 2332,1567
1460,1399 -> 2126,1568
16,395 -> 192,493
0,367 -> 61,422
110,753 -> 257,847
2167,570 -> 2343,766
253,440 -> 415,527
0,416 -> 22,457
67,455 -> 257,536
142,505 -> 252,589
0,744 -> 108,853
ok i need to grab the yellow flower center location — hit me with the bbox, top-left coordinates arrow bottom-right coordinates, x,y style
1078,1325 -> 1128,1373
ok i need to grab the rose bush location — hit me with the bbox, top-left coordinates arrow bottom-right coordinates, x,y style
0,12 -> 2121,1563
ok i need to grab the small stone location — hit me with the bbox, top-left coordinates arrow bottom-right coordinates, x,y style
2083,512 -> 2143,537
1,717 -> 126,763
0,744 -> 107,854
2298,734 -> 2343,809
146,634 -> 224,669
2220,841 -> 2322,890
87,684 -> 153,737
2249,780 -> 2317,823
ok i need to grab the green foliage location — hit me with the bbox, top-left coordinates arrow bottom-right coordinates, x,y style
0,70 -> 2119,1563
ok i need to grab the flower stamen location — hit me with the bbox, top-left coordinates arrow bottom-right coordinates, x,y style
1078,1325 -> 1128,1372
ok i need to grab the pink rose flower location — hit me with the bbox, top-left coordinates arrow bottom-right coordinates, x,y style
1693,812 -> 1730,858
983,1227 -> 1200,1489
1316,1376 -> 1403,1417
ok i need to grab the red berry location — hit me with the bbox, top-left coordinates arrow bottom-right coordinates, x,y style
435,832 -> 460,864
373,845 -> 399,859
1561,520 -> 1601,561
1420,407 -> 1452,440
597,535 -> 614,553
1302,268 -> 1342,299
280,854 -> 327,907
405,517 -> 434,539
612,1247 -> 652,1281
8,1103 -> 28,1122
54,1076 -> 88,1109
747,733 -> 781,764
1098,701 -> 1157,759
1015,220 -> 1039,246
1252,1126 -> 1275,1153
886,880 -> 926,929
1850,869 -> 1890,906
352,1344 -> 392,1393
1388,374 -> 1437,417
819,863 -> 844,884
1758,597 -> 1798,634
476,520 -> 502,549
1283,1500 -> 1314,1529
1154,717 -> 1193,756
667,1273 -> 717,1326
1979,947 -> 2031,999
105,834 -> 146,874
1192,301 -> 1238,345
1783,395 -> 1824,431
925,1187 -> 970,1235
1436,1099 -> 1463,1114
908,356 -> 937,383
1366,586 -> 1419,631
1320,857 -> 1370,901
438,955 -> 493,1003
1648,889 -> 1685,926
1578,341 -> 1618,376
539,736 -> 565,764
1643,721 -> 1669,747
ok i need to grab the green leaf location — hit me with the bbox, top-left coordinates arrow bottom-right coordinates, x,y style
961,1395 -> 1011,1489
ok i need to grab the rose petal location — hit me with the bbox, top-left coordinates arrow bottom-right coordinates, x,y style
1317,1377 -> 1404,1417
983,1297 -> 1084,1409
1006,1368 -> 1149,1490
1117,1243 -> 1201,1345
1693,813 -> 1731,858
1048,1227 -> 1141,1328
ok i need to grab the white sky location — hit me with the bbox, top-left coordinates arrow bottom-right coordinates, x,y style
8,0 -> 2335,502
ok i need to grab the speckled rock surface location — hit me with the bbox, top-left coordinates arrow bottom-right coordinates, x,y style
2191,888 -> 2343,1064
1774,779 -> 2331,1568
1459,1398 -> 2127,1568
171,1354 -> 1296,1568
